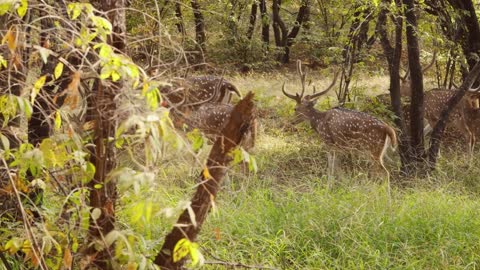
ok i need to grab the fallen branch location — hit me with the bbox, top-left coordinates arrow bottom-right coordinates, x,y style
154,92 -> 256,269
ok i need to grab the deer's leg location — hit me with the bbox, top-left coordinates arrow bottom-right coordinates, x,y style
457,120 -> 474,155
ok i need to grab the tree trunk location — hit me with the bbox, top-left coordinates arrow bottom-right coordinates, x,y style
404,0 -> 425,165
259,0 -> 269,52
84,0 -> 126,268
246,1 -> 258,40
174,1 -> 185,35
283,0 -> 310,63
272,0 -> 287,47
378,0 -> 412,175
154,93 -> 256,269
191,0 -> 206,59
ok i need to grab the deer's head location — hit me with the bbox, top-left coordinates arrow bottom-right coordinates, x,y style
282,60 -> 338,124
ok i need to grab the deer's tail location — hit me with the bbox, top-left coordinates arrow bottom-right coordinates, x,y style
384,125 -> 398,150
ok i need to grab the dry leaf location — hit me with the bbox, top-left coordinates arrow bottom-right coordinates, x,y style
63,248 -> 73,269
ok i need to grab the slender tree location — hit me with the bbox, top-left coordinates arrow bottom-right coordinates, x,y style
378,0 -> 413,174
403,0 -> 426,167
191,0 -> 206,60
247,0 -> 258,40
84,0 -> 126,268
260,0 -> 269,49
272,0 -> 310,63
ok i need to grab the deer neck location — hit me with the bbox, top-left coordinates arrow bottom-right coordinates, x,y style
306,107 -> 327,131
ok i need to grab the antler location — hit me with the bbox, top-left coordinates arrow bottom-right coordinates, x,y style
282,82 -> 301,103
308,70 -> 340,100
282,59 -> 308,103
297,60 -> 307,99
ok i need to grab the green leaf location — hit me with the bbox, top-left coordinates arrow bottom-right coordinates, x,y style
0,133 -> 9,150
54,111 -> 62,130
91,208 -> 102,220
130,202 -> 144,223
67,3 -> 82,20
84,162 -> 96,183
16,0 -> 27,18
248,154 -> 258,173
0,55 -> 7,68
5,238 -> 23,254
0,2 -> 14,16
104,230 -> 120,247
186,129 -> 204,152
100,66 -> 112,80
145,200 -> 153,223
54,62 -> 64,79
188,243 -> 204,267
92,16 -> 113,33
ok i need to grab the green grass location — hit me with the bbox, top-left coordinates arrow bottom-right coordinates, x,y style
117,74 -> 480,269
201,185 -> 480,269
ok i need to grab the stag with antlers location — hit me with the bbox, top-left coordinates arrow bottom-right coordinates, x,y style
283,61 -> 397,178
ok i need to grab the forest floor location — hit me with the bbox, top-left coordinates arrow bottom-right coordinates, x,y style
121,73 -> 480,269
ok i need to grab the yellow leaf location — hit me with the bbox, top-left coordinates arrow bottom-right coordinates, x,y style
0,55 -> 7,69
16,0 -> 27,18
31,75 -> 47,105
173,238 -> 191,263
21,239 -> 31,254
34,75 -> 47,90
127,262 -> 137,270
54,62 -> 64,79
2,27 -> 16,53
54,111 -> 62,130
202,167 -> 212,179
63,248 -> 72,268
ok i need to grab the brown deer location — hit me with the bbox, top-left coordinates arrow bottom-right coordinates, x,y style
422,88 -> 480,152
182,102 -> 257,151
283,61 -> 397,178
160,76 -> 242,108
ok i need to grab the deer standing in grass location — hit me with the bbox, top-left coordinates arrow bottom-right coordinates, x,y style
283,61 -> 397,179
421,88 -> 480,153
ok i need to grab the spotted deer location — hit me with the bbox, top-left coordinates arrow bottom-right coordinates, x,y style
161,76 -> 242,108
420,88 -> 480,152
182,102 -> 257,151
283,61 -> 397,178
